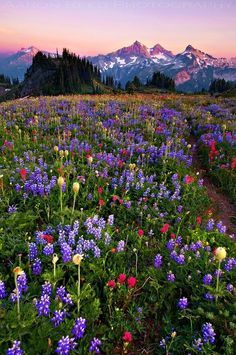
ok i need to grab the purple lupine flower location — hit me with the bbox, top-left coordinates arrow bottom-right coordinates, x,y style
8,205 -> 17,214
56,286 -> 73,305
71,317 -> 87,339
32,258 -> 42,275
193,338 -> 203,352
56,286 -> 66,300
204,292 -> 215,301
176,254 -> 185,265
159,338 -> 166,348
7,340 -> 23,355
202,323 -> 216,344
202,274 -> 213,285
177,205 -> 183,213
166,239 -> 175,251
93,246 -> 101,258
63,293 -> 73,306
206,219 -> 215,231
154,254 -> 163,268
55,336 -> 77,355
51,310 -> 67,327
17,273 -> 28,293
177,297 -> 188,310
104,232 -> 111,245
226,284 -> 234,292
28,242 -> 38,261
198,179 -> 204,187
43,243 -> 54,256
61,243 -> 72,263
35,294 -> 50,316
42,281 -> 52,296
167,271 -> 175,282
0,280 -> 7,299
107,214 -> 114,226
216,221 -> 226,234
89,337 -> 102,353
224,258 -> 236,272
116,240 -> 125,252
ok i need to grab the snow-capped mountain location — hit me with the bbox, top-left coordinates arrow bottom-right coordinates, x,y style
1,42 -> 236,91
89,41 -> 236,92
0,46 -> 55,81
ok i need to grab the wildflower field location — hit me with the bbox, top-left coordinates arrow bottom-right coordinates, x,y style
0,94 -> 235,354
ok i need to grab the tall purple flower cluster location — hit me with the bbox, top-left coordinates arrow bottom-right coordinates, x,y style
177,297 -> 188,310
42,281 -> 53,296
7,340 -> 23,355
55,336 -> 77,355
154,254 -> 163,268
202,323 -> 216,344
56,286 -> 73,305
89,337 -> 102,353
32,258 -> 42,275
35,294 -> 50,316
71,317 -> 87,339
0,280 -> 7,299
51,310 -> 67,327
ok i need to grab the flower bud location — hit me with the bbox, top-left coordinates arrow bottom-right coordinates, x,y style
59,150 -> 64,157
54,146 -> 59,152
57,176 -> 64,187
72,254 -> 83,265
13,266 -> 23,276
215,247 -> 227,261
52,253 -> 59,264
64,150 -> 69,157
87,155 -> 93,165
73,182 -> 80,193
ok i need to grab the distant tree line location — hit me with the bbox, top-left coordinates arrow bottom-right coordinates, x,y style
209,78 -> 236,93
0,74 -> 19,86
24,49 -> 109,95
125,71 -> 175,93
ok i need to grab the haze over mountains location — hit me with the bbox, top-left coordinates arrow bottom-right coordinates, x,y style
1,41 -> 236,92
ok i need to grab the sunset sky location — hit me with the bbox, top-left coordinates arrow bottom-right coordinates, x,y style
0,0 -> 235,58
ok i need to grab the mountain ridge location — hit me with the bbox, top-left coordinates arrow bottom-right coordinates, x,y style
0,42 -> 236,92
89,41 -> 236,92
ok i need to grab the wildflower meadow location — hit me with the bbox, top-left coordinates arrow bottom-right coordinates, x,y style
0,94 -> 235,354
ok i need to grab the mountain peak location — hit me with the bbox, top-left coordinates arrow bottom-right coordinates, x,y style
150,43 -> 174,58
111,41 -> 150,58
133,40 -> 142,46
185,45 -> 196,52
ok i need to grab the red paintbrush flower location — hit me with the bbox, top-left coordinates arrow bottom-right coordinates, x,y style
107,280 -> 116,288
42,234 -> 54,244
117,274 -> 127,284
19,168 -> 27,181
127,276 -> 137,288
98,199 -> 105,206
160,223 -> 169,233
138,229 -> 144,237
122,331 -> 133,342
196,216 -> 202,225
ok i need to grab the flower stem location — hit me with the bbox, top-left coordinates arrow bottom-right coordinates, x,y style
14,274 -> 20,320
77,264 -> 81,315
59,187 -> 63,212
216,260 -> 221,302
71,192 -> 77,220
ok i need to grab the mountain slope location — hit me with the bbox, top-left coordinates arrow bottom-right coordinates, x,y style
0,47 -> 55,81
1,43 -> 236,92
90,42 -> 236,92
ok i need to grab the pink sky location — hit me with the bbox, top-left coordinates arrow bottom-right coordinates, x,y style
0,0 -> 235,58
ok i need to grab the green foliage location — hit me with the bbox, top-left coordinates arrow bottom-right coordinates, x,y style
209,79 -> 236,94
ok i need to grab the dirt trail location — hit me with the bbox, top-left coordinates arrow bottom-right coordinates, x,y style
190,137 -> 236,238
